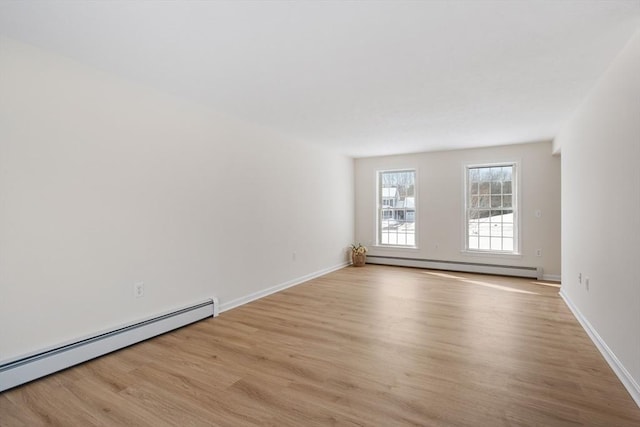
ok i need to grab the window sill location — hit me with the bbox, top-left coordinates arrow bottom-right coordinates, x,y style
460,250 -> 522,259
371,245 -> 420,252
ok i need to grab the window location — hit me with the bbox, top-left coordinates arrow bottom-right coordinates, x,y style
378,170 -> 416,246
465,164 -> 517,253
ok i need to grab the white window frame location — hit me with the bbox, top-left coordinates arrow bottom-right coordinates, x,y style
463,162 -> 520,256
376,169 -> 417,248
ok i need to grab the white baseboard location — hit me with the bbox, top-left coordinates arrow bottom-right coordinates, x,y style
559,290 -> 640,408
0,299 -> 215,392
542,274 -> 561,282
367,255 -> 542,279
219,261 -> 349,313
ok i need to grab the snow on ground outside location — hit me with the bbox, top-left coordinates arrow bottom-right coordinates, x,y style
380,213 -> 513,249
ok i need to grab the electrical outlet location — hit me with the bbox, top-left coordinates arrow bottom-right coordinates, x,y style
585,277 -> 590,291
578,273 -> 582,284
535,209 -> 542,218
536,249 -> 542,257
134,281 -> 144,298
292,251 -> 297,261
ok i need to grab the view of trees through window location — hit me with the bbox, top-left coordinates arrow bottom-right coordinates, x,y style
378,170 -> 416,246
467,165 -> 515,252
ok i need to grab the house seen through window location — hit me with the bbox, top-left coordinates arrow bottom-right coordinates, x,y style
378,170 -> 416,246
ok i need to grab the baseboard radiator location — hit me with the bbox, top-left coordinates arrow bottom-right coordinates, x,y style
367,255 -> 542,280
0,298 -> 218,392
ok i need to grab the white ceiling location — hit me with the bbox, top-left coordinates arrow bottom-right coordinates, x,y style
1,1 -> 639,157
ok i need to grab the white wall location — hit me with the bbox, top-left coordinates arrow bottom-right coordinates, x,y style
355,142 -> 561,278
554,30 -> 640,400
0,37 -> 354,362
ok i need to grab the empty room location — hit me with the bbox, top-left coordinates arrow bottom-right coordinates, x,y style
1,1 -> 639,425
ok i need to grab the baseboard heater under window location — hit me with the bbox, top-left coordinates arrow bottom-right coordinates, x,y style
0,298 -> 218,392
366,255 -> 542,279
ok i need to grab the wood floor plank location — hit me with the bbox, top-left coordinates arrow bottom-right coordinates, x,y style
2,265 -> 639,426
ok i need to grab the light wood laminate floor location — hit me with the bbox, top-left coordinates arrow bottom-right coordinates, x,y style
2,265 -> 640,426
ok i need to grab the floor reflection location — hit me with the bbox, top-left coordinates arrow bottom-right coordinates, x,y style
423,271 -> 539,295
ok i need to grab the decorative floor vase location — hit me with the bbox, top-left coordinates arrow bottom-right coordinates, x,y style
353,253 -> 366,267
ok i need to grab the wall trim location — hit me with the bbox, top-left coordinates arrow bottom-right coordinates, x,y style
560,290 -> 640,408
367,255 -> 542,279
542,274 -> 561,282
219,261 -> 349,313
0,299 -> 216,392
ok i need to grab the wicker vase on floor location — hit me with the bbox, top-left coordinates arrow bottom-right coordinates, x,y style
352,253 -> 366,267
